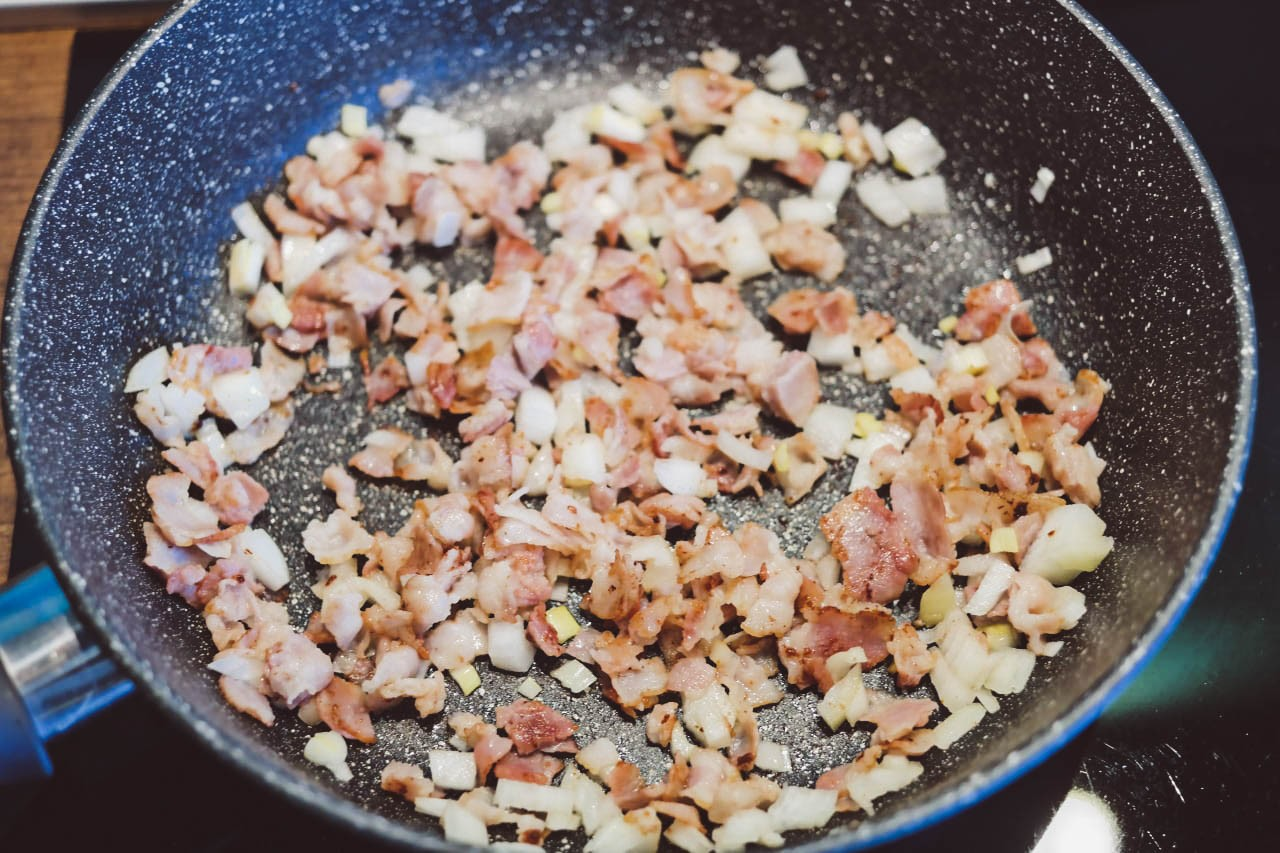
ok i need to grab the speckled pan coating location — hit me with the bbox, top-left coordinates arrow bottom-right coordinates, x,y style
1,0 -> 1255,850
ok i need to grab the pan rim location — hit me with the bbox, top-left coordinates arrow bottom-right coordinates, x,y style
0,0 -> 1257,850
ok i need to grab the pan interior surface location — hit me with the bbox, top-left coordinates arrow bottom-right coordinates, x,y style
2,0 -> 1252,850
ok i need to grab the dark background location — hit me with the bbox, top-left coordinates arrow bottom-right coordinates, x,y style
3,0 -> 1276,850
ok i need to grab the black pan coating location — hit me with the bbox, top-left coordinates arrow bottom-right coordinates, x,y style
1,0 -> 1254,849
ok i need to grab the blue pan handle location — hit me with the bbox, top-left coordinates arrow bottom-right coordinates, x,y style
0,566 -> 133,783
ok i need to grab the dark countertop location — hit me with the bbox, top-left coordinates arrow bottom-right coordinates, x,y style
3,1 -> 1276,850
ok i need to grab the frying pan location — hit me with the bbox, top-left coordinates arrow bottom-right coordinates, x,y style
0,0 -> 1255,849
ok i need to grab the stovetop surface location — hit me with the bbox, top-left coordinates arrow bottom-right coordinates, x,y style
3,1 -> 1276,850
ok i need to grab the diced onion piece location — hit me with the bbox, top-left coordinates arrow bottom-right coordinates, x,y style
985,647 -> 1037,694
620,214 -> 651,250
414,796 -> 448,817
852,412 -> 882,439
732,90 -> 808,130
553,380 -> 585,445
817,665 -> 867,731
700,46 -> 741,74
442,802 -> 489,846
561,433 -> 607,487
976,687 -> 1001,712
428,749 -> 478,790
607,83 -> 663,125
932,703 -> 987,750
488,620 -> 536,673
280,234 -> 320,294
450,664 -> 481,696
980,622 -> 1019,651
515,387 -> 556,446
713,809 -> 783,852
763,45 -> 808,91
551,659 -> 597,693
754,741 -> 792,773
587,103 -> 646,143
1017,450 -> 1045,476
397,105 -> 465,138
577,738 -> 622,778
682,685 -> 736,748
807,328 -> 855,367
585,812 -> 662,853
227,239 -> 266,296
811,159 -> 854,203
856,174 -> 911,227
989,526 -> 1019,554
768,786 -> 837,831
416,126 -> 486,163
303,731 -> 352,782
862,121 -> 889,164
340,103 -> 368,138
964,561 -> 1015,616
517,677 -> 542,699
686,135 -> 751,181
826,646 -> 867,683
818,132 -> 845,160
210,369 -> 271,430
803,403 -> 857,460
1015,246 -> 1054,274
718,207 -> 774,280
231,201 -> 274,248
545,605 -> 581,643
542,106 -> 593,163
495,778 -> 576,814
1019,504 -> 1113,584
883,117 -> 946,177
846,753 -> 924,815
567,768 -> 623,836
919,573 -> 956,627
124,346 -> 169,393
245,284 -> 293,330
779,196 -> 836,228
1031,166 -> 1056,203
723,120 -> 800,161
654,457 -> 713,498
894,174 -> 949,216
666,822 -> 715,853
888,365 -> 939,396
546,810 -> 581,833
948,343 -> 990,375
234,528 -> 290,591
715,431 -> 773,470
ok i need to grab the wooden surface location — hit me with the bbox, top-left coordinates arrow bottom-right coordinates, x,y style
0,30 -> 76,584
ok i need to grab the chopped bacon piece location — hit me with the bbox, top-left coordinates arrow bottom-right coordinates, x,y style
955,278 -> 1036,341
778,606 -> 895,691
669,68 -> 753,126
821,489 -> 918,604
205,471 -> 270,526
363,355 -> 409,407
381,761 -> 435,802
759,351 -> 820,426
495,700 -> 579,755
887,622 -> 933,689
774,149 -> 826,187
767,287 -> 821,335
863,697 -> 937,744
493,752 -> 565,786
315,676 -> 376,743
766,221 -> 846,282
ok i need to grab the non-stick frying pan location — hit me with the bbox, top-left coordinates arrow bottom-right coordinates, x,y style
0,0 -> 1255,849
